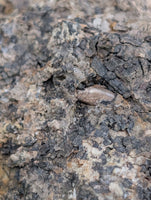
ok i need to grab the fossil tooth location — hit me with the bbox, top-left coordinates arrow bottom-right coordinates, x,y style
76,85 -> 115,105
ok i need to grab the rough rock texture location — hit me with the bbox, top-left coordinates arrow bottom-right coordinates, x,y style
1,0 -> 151,200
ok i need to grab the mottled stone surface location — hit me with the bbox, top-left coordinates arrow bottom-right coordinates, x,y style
0,0 -> 151,200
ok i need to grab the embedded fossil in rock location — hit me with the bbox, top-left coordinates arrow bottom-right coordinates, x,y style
76,85 -> 115,105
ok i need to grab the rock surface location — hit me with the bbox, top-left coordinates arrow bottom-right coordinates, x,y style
0,0 -> 151,200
